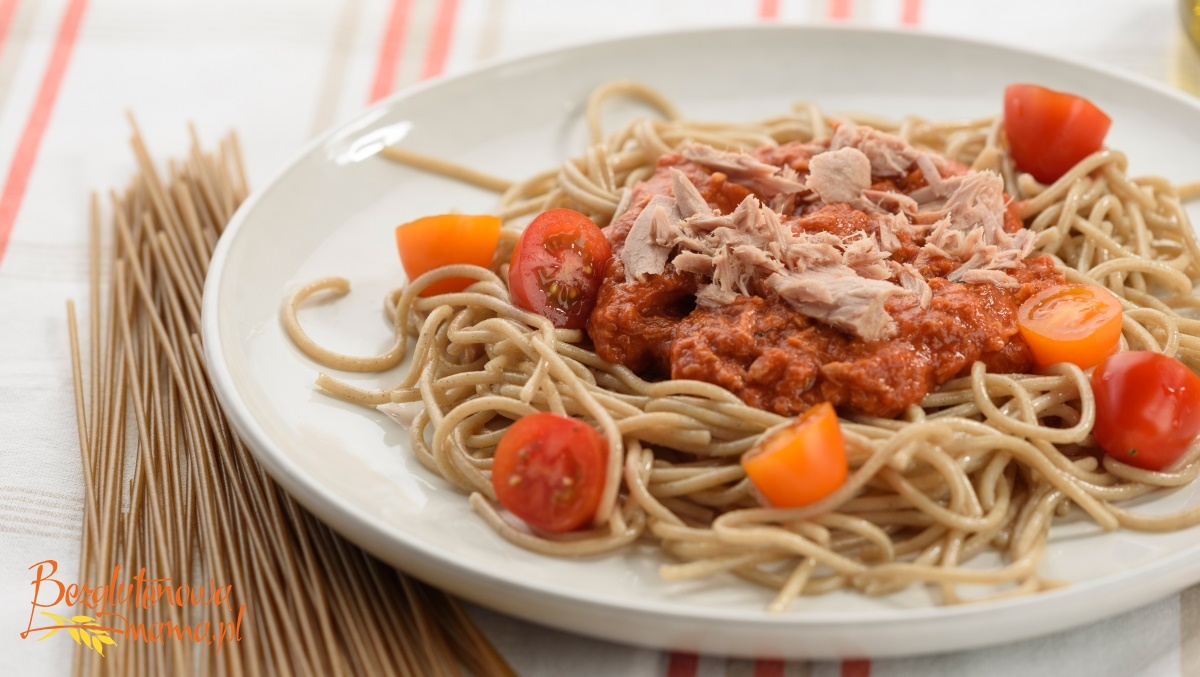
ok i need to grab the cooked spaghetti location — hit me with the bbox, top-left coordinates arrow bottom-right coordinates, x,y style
283,82 -> 1200,610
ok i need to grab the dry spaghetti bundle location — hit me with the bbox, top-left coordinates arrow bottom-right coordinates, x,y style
66,120 -> 514,675
286,82 -> 1200,611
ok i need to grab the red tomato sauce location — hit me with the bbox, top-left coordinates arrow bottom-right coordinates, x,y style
586,146 -> 1063,419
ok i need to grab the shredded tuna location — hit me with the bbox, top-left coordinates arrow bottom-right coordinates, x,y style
672,250 -> 714,276
765,269 -> 904,341
917,171 -> 1036,285
876,212 -> 905,252
770,192 -> 798,214
958,269 -> 1021,287
682,144 -> 807,196
604,132 -> 1039,341
621,195 -> 676,280
806,147 -> 872,205
696,284 -> 738,307
830,124 -> 918,178
841,234 -> 892,280
623,175 -> 906,339
863,189 -> 920,215
914,152 -> 950,198
893,262 -> 933,310
670,168 -> 712,219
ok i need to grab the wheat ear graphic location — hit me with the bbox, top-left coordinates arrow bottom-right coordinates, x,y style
38,612 -> 117,656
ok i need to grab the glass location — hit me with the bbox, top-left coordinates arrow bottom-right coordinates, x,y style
1174,1 -> 1200,96
1183,0 -> 1200,50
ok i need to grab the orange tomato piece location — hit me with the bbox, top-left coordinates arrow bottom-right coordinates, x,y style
394,214 -> 502,297
1017,284 -> 1123,370
741,402 -> 848,508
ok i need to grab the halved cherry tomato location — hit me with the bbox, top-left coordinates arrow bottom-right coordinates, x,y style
1091,351 -> 1200,471
1004,84 -> 1111,184
741,402 -> 848,508
491,412 -> 609,532
508,209 -> 612,329
1017,284 -> 1123,370
395,214 -> 501,297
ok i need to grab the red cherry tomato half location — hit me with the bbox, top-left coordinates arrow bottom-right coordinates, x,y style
508,209 -> 612,329
491,412 -> 609,532
1004,84 -> 1111,184
1091,351 -> 1200,471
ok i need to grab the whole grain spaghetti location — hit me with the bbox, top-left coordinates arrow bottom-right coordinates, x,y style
66,122 -> 514,675
285,81 -> 1200,610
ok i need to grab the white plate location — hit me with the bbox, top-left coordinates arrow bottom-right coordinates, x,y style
203,26 -> 1200,659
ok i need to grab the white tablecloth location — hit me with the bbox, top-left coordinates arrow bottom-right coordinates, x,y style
2,0 -> 1198,674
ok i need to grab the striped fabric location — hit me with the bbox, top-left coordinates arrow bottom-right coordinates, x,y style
0,1 -> 1197,675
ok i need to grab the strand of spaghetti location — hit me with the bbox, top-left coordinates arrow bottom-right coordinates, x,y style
1103,456 -> 1200,488
284,277 -> 408,371
660,551 -> 786,581
1087,255 -> 1195,295
858,544 -> 1040,586
469,492 -> 643,556
878,467 -> 1007,533
433,395 -> 537,493
528,335 -> 626,525
769,556 -> 820,613
970,362 -> 1094,444
1017,150 -> 1127,219
709,522 -> 867,576
65,302 -> 103,569
380,145 -> 512,193
585,79 -> 681,145
815,513 -> 896,561
650,465 -> 745,498
624,439 -> 686,527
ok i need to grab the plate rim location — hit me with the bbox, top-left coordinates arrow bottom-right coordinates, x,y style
202,22 -> 1200,648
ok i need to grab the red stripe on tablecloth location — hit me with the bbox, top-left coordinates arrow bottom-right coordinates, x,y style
827,0 -> 851,20
758,0 -> 779,20
754,658 -> 786,677
0,0 -> 87,267
421,0 -> 459,79
0,0 -> 20,53
900,0 -> 921,26
368,0 -> 413,102
667,651 -> 699,677
841,658 -> 871,677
